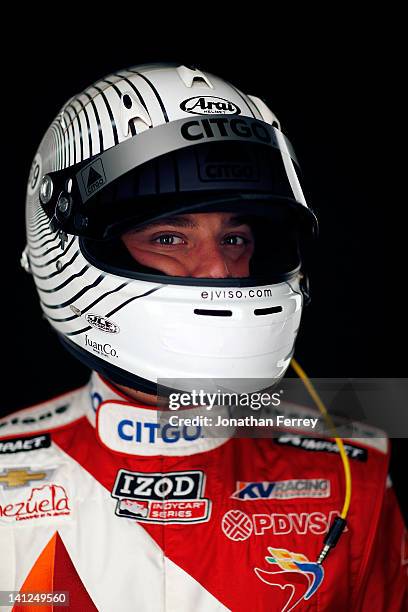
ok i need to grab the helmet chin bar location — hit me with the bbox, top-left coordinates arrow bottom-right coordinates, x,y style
59,334 -> 295,399
55,262 -> 304,399
59,335 -> 160,395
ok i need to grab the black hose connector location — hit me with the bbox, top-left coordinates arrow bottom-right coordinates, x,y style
324,517 -> 347,548
317,517 -> 347,564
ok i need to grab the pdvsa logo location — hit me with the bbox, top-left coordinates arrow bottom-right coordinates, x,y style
85,314 -> 120,334
180,96 -> 241,115
221,509 -> 344,541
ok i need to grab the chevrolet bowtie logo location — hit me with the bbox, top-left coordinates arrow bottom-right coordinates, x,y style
0,468 -> 48,488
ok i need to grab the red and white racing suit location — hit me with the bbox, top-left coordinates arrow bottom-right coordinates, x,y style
0,372 -> 406,611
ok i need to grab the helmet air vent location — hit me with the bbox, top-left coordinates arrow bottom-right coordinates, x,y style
120,91 -> 152,136
254,306 -> 283,316
194,309 -> 232,317
177,65 -> 213,89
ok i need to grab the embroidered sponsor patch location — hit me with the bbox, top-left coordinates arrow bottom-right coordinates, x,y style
221,509 -> 345,542
0,434 -> 51,454
254,547 -> 324,611
0,467 -> 52,489
96,401 -> 203,456
231,479 -> 330,501
274,435 -> 368,461
111,470 -> 211,524
0,482 -> 71,524
0,464 -> 73,525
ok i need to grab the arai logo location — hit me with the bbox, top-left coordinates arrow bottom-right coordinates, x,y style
85,314 -> 120,334
180,96 -> 241,115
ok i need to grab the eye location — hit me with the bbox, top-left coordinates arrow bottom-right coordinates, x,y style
152,234 -> 185,245
222,235 -> 249,246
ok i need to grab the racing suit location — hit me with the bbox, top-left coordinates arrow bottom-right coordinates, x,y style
0,372 -> 406,611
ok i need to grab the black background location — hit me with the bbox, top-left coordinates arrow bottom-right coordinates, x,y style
1,27 -> 405,518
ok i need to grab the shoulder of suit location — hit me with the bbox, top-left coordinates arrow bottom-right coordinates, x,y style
0,384 -> 88,440
275,400 -> 389,457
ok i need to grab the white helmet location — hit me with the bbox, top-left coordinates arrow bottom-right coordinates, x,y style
23,62 -> 317,394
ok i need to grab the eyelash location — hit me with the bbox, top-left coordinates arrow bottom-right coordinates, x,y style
151,234 -> 251,246
222,235 -> 250,246
152,234 -> 185,246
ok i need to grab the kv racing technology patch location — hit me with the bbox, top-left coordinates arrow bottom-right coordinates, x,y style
231,479 -> 331,501
111,470 -> 211,524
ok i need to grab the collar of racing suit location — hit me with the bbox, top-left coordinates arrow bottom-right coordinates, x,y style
86,371 -> 234,456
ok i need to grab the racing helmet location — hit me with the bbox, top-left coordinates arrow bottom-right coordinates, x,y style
22,62 -> 317,394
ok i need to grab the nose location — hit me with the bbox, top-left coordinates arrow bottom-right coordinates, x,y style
190,245 -> 231,278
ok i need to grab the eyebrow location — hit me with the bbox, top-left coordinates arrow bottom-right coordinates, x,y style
130,214 -> 251,232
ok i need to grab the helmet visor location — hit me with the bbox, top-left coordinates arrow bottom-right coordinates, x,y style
39,115 -> 317,244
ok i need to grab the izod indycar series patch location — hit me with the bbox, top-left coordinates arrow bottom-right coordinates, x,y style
111,470 -> 211,524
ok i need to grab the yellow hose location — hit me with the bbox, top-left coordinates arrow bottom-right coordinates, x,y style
290,357 -> 352,518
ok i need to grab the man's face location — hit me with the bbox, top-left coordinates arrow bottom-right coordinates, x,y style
121,212 -> 255,278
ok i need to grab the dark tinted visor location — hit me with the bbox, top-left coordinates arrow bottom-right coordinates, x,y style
39,115 -> 317,244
